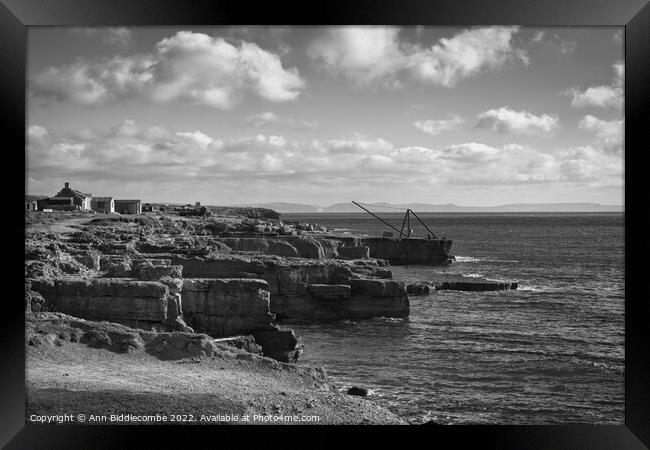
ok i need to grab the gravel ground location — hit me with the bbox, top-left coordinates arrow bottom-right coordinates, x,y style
26,315 -> 405,425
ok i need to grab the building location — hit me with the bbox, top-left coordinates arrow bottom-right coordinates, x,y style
37,196 -> 75,211
37,182 -> 92,211
53,182 -> 92,210
25,201 -> 38,211
91,197 -> 115,213
142,203 -> 159,212
114,199 -> 142,214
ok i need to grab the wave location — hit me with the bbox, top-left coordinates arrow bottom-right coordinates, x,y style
454,256 -> 483,262
463,272 -> 485,278
454,255 -> 520,263
515,283 -> 565,293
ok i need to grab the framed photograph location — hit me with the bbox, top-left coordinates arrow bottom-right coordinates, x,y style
6,0 -> 648,447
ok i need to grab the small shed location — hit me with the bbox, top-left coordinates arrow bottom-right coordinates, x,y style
91,197 -> 115,214
114,199 -> 142,214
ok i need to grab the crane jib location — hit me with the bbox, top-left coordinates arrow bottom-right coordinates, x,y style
351,201 -> 437,239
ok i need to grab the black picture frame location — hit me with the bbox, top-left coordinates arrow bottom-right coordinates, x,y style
4,0 -> 648,447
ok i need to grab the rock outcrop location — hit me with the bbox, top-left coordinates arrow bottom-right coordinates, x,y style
30,278 -> 182,331
164,253 -> 409,321
182,278 -> 302,362
182,278 -> 274,336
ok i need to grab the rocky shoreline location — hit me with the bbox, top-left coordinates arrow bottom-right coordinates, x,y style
25,208 -> 517,423
26,312 -> 404,424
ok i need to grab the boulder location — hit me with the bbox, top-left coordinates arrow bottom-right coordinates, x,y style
407,283 -> 431,295
347,387 -> 369,397
251,326 -> 302,363
213,335 -> 263,355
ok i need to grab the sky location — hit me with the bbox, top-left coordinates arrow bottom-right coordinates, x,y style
26,26 -> 624,206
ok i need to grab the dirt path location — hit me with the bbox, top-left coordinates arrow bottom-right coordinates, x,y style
26,339 -> 404,425
27,217 -> 95,235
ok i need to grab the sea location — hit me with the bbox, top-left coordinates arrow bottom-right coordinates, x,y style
282,212 -> 625,425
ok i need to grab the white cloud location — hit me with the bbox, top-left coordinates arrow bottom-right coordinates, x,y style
531,31 -> 545,43
28,125 -> 49,140
557,145 -> 623,182
308,26 -> 527,87
413,115 -> 465,136
558,40 -> 577,55
243,111 -> 318,129
110,119 -> 140,137
578,115 -> 624,154
27,121 -> 622,190
612,30 -> 623,44
176,131 -> 216,149
530,31 -> 576,55
31,31 -> 305,109
475,107 -> 559,136
565,62 -> 624,109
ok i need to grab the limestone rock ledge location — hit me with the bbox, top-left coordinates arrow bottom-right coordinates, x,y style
181,278 -> 303,362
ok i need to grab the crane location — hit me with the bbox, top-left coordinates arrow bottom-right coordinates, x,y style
351,201 -> 438,239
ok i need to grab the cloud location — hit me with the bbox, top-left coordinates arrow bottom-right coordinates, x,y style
28,125 -> 49,140
564,62 -> 624,108
612,30 -> 623,44
578,115 -> 624,154
71,28 -> 132,46
557,145 -> 623,182
531,31 -> 545,43
27,121 -> 622,192
243,111 -> 318,129
109,119 -> 140,137
308,26 -> 527,87
475,107 -> 559,136
530,31 -> 576,55
31,31 -> 305,109
413,114 -> 465,136
176,131 -> 215,149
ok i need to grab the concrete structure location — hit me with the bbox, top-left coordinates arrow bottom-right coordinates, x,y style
91,197 -> 115,214
115,199 -> 142,214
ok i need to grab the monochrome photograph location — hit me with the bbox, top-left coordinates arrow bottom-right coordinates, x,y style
24,25 -> 624,426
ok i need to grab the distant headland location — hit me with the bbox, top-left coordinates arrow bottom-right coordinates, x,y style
230,202 -> 624,214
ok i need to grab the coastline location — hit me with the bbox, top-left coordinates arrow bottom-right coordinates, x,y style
26,312 -> 405,425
